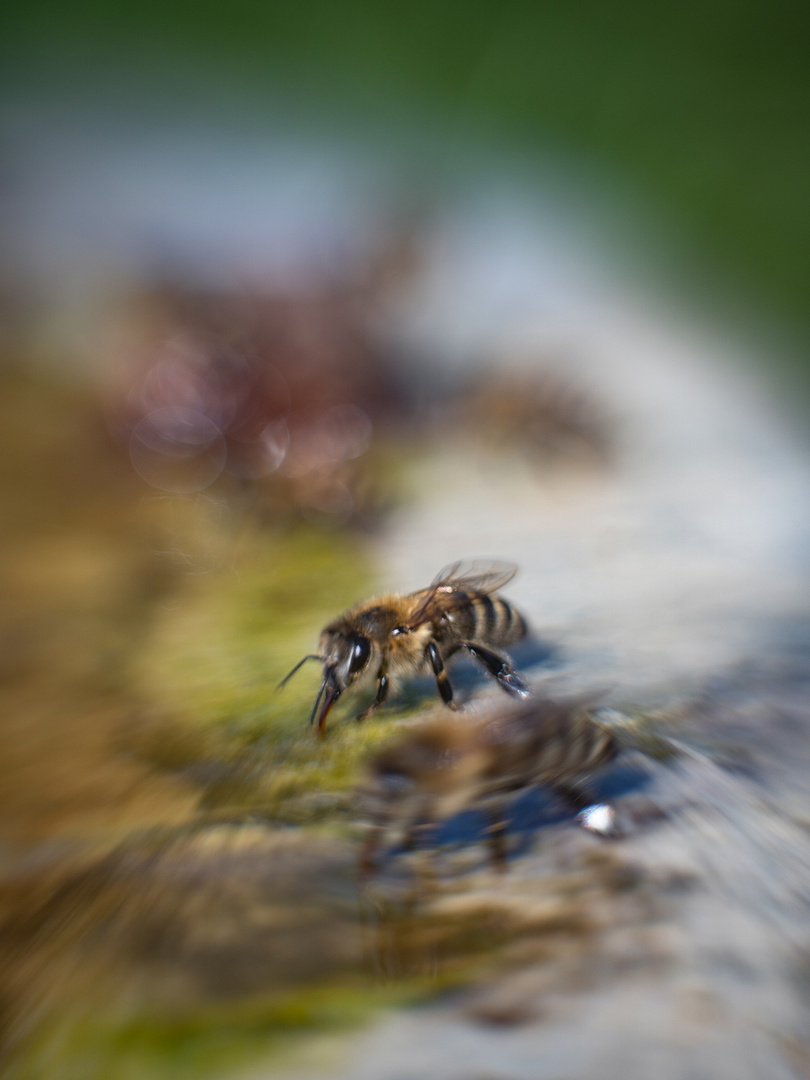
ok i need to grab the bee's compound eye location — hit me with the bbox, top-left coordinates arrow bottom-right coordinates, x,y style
349,636 -> 371,675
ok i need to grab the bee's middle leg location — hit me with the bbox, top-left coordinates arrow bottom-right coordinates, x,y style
461,642 -> 530,697
427,641 -> 457,709
356,671 -> 390,722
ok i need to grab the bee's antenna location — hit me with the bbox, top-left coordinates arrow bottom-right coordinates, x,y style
277,655 -> 324,690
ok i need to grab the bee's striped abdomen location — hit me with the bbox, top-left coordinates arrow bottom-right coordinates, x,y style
536,713 -> 619,784
469,593 -> 527,648
439,589 -> 527,650
476,593 -> 497,638
444,589 -> 475,640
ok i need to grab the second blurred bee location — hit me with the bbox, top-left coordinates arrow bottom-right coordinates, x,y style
357,694 -> 620,872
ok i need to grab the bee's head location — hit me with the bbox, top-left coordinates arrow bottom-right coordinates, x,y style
308,629 -> 372,734
322,630 -> 372,691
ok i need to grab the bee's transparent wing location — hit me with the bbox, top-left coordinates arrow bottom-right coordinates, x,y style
406,560 -> 518,628
430,560 -> 518,594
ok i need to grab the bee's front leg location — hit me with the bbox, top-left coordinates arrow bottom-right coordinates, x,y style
356,670 -> 389,721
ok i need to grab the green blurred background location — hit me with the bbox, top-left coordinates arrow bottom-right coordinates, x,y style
2,0 -> 809,353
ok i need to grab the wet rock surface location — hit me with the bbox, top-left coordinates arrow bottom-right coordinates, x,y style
262,683 -> 810,1079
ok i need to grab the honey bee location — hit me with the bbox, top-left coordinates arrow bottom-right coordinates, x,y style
280,561 -> 530,735
357,694 -> 620,871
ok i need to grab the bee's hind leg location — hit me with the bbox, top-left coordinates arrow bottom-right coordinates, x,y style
427,641 -> 458,710
461,642 -> 530,698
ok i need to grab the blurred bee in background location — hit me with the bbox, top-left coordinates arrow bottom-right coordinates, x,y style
280,561 -> 531,735
357,694 -> 620,872
457,366 -> 615,468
